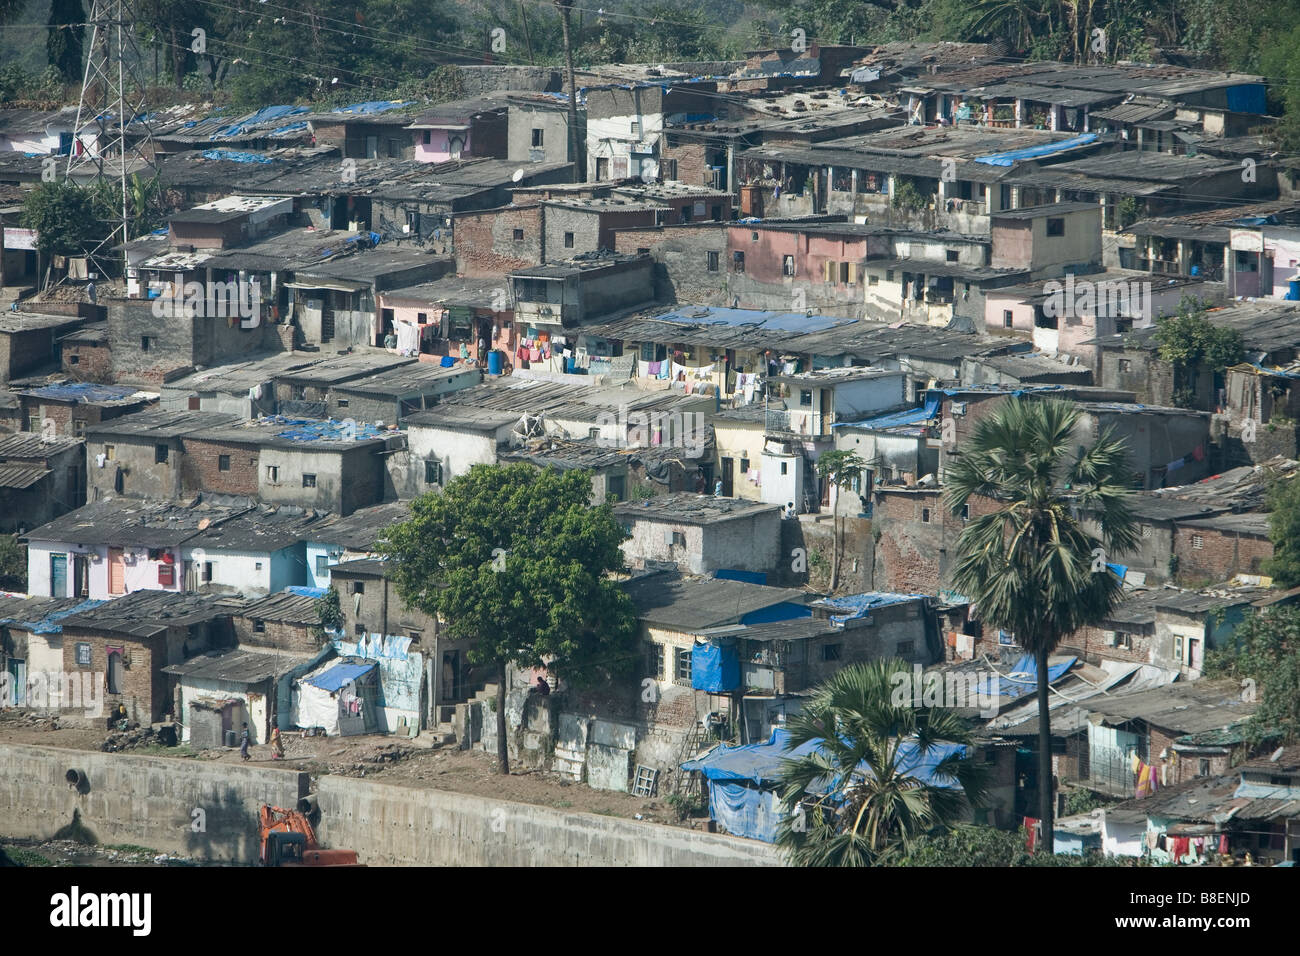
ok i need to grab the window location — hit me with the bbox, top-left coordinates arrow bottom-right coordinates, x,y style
751,232 -> 759,242
607,475 -> 625,502
783,255 -> 795,277
648,644 -> 664,680
707,251 -> 719,272
104,444 -> 115,460
780,462 -> 788,475
154,443 -> 169,464
422,130 -> 431,145
353,581 -> 365,595
425,459 -> 443,485
868,274 -> 878,286
922,508 -> 931,523
69,354 -> 80,365
266,465 -> 280,482
637,247 -> 650,255
1174,636 -> 1184,661
72,419 -> 85,437
740,456 -> 749,473
630,121 -> 640,136
563,232 -> 574,248
1118,359 -> 1132,373
254,562 -> 263,571
302,474 -> 317,488
681,205 -> 692,222
1046,217 -> 1065,236
531,128 -> 544,147
675,647 -> 693,682
201,561 -> 213,583
355,623 -> 366,636
800,389 -> 813,407
218,455 -> 230,472
960,504 -> 969,520
1192,534 -> 1204,550
512,228 -> 524,241
76,642 -> 91,667
821,644 -> 842,662
106,649 -> 122,694
253,619 -> 266,633
839,262 -> 850,284
141,336 -> 151,352
896,640 -> 915,656
885,270 -> 895,282
316,555 -> 329,576
1003,309 -> 1013,328
733,251 -> 745,273
946,249 -> 959,262
671,531 -> 686,548
1116,632 -> 1133,650
1198,758 -> 1211,777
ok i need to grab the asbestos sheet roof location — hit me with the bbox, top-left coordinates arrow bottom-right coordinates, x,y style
61,589 -> 244,639
0,463 -> 51,489
236,590 -> 322,626
624,571 -> 807,630
162,646 -> 300,683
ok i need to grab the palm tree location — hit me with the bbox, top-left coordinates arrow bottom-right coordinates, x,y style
946,397 -> 1138,854
815,450 -> 864,592
775,659 -> 988,867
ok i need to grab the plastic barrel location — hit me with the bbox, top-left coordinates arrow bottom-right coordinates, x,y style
487,349 -> 502,375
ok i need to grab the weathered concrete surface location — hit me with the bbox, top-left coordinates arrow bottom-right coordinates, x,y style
0,743 -> 783,866
313,776 -> 783,866
0,744 -> 308,862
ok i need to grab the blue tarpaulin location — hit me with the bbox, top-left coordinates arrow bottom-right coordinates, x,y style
691,641 -> 741,693
997,654 -> 1077,700
835,393 -> 940,429
286,585 -> 327,598
650,306 -> 856,335
214,104 -> 309,139
304,659 -> 376,692
974,133 -> 1097,166
817,592 -> 928,625
201,149 -> 274,164
683,729 -> 969,841
0,599 -> 105,635
714,569 -> 768,585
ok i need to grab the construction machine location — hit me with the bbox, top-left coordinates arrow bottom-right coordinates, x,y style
258,804 -> 362,866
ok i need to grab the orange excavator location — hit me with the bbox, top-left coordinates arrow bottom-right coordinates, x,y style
259,804 -> 362,867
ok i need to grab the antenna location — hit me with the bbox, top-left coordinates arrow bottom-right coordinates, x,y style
66,0 -> 158,278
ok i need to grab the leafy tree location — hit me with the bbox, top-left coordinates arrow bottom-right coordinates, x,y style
815,449 -> 864,592
947,397 -> 1139,853
774,659 -> 988,866
379,463 -> 639,774
1153,299 -> 1245,407
0,534 -> 26,592
46,0 -> 85,84
1205,605 -> 1300,744
20,182 -> 106,257
1264,476 -> 1300,587
888,823 -> 1139,865
314,586 -> 344,642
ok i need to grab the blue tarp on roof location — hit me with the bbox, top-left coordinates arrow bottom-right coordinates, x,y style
303,659 -> 376,692
331,101 -> 410,115
714,569 -> 768,585
818,592 -> 928,625
21,383 -> 140,404
214,104 -> 309,139
650,307 -> 855,335
997,654 -> 1077,700
201,149 -> 274,164
692,641 -> 741,693
835,393 -> 941,429
683,729 -> 969,841
286,586 -> 327,598
974,133 -> 1098,166
0,599 -> 105,635
261,416 -> 384,443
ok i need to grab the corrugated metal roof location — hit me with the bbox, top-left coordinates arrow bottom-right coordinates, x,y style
0,463 -> 51,489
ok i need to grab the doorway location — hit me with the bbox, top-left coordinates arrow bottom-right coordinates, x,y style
50,553 -> 67,597
720,457 -> 734,497
441,650 -> 463,702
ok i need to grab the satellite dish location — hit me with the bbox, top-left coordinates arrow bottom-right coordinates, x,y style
511,168 -> 524,183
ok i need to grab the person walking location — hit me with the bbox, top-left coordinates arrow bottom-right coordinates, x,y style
239,722 -> 251,761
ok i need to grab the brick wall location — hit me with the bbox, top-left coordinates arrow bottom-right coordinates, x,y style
181,438 -> 260,497
659,141 -> 710,187
1173,525 -> 1271,584
454,205 -> 543,277
62,343 -> 113,383
612,223 -> 729,303
60,631 -> 161,725
234,615 -> 320,654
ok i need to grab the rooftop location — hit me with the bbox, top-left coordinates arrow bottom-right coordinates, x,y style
615,493 -> 780,525
61,589 -> 244,639
236,590 -> 325,626
84,408 -> 241,439
187,415 -> 393,450
161,646 -> 302,683
23,497 -> 252,548
623,571 -> 808,630
312,501 -> 411,550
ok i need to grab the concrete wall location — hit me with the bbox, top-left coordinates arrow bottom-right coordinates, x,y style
0,742 -> 307,861
313,774 -> 782,866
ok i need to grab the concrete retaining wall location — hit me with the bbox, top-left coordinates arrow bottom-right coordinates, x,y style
313,776 -> 783,866
0,743 -> 782,866
0,744 -> 308,862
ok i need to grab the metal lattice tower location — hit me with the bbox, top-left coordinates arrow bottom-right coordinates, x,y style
66,0 -> 157,274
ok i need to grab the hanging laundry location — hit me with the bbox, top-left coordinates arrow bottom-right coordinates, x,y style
1137,763 -> 1152,797
1130,752 -> 1141,775
1218,833 -> 1229,854
1024,817 -> 1040,852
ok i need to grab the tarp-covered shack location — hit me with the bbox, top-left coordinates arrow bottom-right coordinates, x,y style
291,657 -> 379,736
681,728 -> 968,842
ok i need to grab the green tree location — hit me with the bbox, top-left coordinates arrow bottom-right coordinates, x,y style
20,181 -> 106,258
1264,476 -> 1300,587
314,586 -> 344,642
0,534 -> 26,592
774,659 -> 987,866
379,463 -> 638,774
946,397 -> 1139,853
888,822 -> 1139,865
815,449 -> 864,592
1205,605 -> 1300,744
1153,299 -> 1245,407
46,0 -> 85,84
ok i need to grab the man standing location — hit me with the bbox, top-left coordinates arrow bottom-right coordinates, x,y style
239,722 -> 251,761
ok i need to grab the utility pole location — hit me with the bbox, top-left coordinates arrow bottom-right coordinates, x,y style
554,0 -> 584,183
